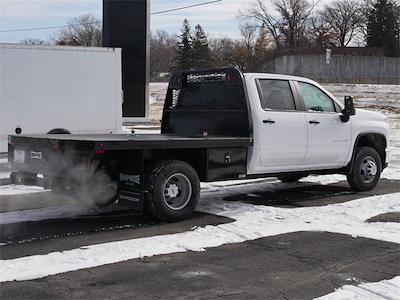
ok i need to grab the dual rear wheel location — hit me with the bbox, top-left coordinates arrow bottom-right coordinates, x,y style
144,160 -> 200,222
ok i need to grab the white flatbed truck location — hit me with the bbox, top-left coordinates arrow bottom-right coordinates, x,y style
8,68 -> 391,222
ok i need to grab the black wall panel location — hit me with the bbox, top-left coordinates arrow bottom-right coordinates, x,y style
103,0 -> 149,118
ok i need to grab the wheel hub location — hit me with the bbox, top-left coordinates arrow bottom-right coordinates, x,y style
165,183 -> 179,199
360,156 -> 377,183
163,173 -> 192,211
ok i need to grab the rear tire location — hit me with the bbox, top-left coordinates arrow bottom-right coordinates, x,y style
145,160 -> 200,222
347,146 -> 382,191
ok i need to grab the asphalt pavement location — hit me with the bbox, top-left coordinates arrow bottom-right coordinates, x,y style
0,179 -> 399,299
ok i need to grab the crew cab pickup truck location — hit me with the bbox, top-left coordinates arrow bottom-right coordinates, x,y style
8,68 -> 390,222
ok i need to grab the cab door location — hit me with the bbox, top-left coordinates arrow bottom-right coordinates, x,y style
256,79 -> 308,172
296,81 -> 352,167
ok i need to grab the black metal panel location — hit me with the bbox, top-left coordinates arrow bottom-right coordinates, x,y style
9,135 -> 252,152
103,0 -> 149,118
206,148 -> 247,181
162,68 -> 251,137
117,150 -> 145,211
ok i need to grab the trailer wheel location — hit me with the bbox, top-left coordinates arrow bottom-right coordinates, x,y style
47,128 -> 71,134
347,147 -> 382,191
145,160 -> 200,222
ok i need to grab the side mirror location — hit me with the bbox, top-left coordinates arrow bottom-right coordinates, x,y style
341,96 -> 356,122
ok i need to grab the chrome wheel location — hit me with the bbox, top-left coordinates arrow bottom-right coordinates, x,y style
163,173 -> 192,211
360,156 -> 377,184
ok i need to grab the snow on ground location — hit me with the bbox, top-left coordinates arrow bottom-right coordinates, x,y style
0,172 -> 10,179
0,185 -> 47,196
1,191 -> 399,282
315,276 -> 400,300
325,83 -> 400,112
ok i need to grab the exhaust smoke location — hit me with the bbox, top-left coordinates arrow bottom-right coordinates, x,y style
44,150 -> 118,208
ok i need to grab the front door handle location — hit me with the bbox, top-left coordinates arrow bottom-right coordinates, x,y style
309,120 -> 320,125
263,119 -> 276,124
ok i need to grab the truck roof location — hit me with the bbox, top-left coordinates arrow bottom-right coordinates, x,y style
244,72 -> 319,83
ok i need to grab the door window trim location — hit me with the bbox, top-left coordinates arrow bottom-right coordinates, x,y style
293,81 -> 340,114
255,79 -> 303,112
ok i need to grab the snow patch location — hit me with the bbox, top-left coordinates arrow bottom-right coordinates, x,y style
315,276 -> 400,300
0,185 -> 47,196
0,172 -> 10,179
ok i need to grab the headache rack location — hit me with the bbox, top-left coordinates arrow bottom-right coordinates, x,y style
161,68 -> 251,137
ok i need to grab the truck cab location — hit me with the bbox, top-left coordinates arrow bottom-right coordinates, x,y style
9,68 -> 391,222
244,73 -> 390,177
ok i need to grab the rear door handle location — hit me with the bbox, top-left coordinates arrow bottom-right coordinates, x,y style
309,120 -> 320,125
263,119 -> 276,124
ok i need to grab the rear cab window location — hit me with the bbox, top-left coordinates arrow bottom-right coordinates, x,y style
257,79 -> 297,111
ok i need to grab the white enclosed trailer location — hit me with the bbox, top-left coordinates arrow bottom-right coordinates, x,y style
0,44 -> 123,153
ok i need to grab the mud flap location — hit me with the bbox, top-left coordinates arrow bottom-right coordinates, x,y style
117,151 -> 145,211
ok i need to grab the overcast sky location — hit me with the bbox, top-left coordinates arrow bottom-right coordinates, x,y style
0,0 -> 330,43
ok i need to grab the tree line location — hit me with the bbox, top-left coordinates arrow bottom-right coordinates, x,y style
21,0 -> 400,79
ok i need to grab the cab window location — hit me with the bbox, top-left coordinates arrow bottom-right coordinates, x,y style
298,82 -> 336,113
257,79 -> 296,111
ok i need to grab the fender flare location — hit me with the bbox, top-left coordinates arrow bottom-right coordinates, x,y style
347,132 -> 387,173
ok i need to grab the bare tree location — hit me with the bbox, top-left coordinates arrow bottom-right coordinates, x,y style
358,0 -> 375,42
20,38 -> 48,45
273,0 -> 316,48
309,15 -> 336,47
209,36 -> 238,67
54,14 -> 102,47
241,0 -> 318,49
240,22 -> 258,57
241,0 -> 281,48
321,0 -> 363,47
150,30 -> 176,79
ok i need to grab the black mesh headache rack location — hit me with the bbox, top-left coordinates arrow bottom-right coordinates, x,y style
162,68 -> 252,138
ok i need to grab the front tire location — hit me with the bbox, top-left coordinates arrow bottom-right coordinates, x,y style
347,147 -> 382,191
145,160 -> 200,222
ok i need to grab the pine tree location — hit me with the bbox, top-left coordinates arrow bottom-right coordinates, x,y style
176,19 -> 193,70
192,24 -> 212,69
367,0 -> 400,51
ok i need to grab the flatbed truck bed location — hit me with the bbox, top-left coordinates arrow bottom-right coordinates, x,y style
11,134 -> 252,150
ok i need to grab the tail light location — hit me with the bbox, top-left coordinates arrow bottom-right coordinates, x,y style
95,150 -> 106,155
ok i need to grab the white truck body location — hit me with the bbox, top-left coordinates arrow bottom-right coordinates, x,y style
0,44 -> 123,153
243,73 -> 391,175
